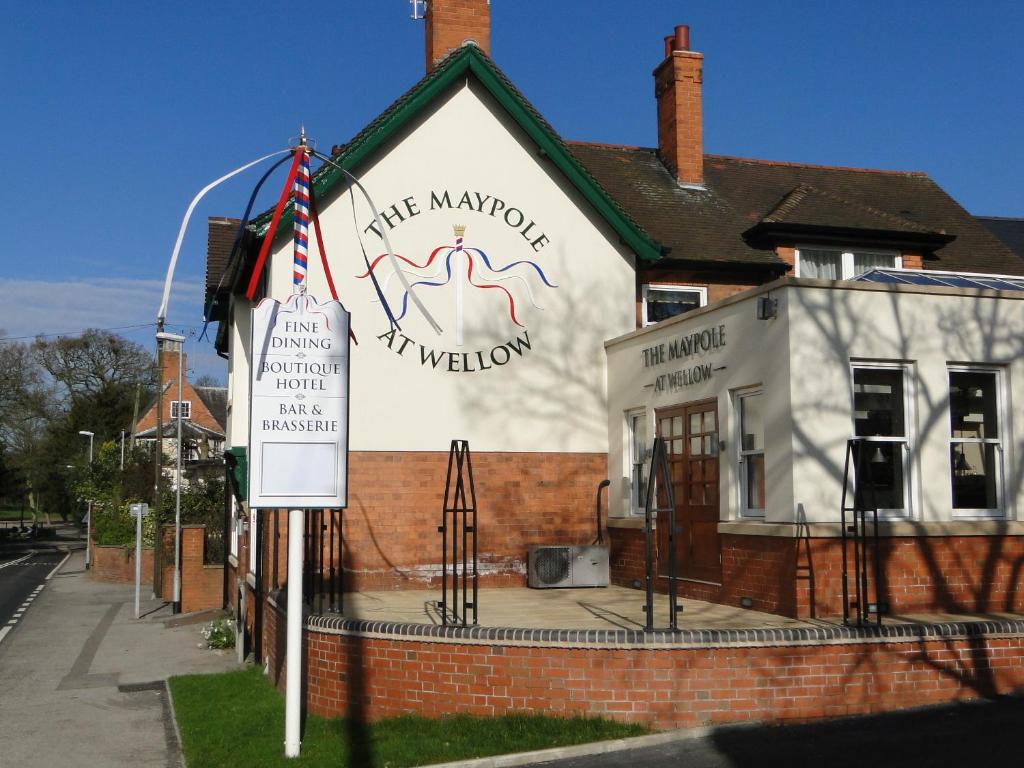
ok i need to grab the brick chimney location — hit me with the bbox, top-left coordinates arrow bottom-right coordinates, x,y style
425,0 -> 490,72
160,342 -> 186,384
654,25 -> 703,186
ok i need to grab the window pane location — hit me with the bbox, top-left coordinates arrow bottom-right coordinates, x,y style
745,455 -> 766,510
949,371 -> 998,440
688,413 -> 700,434
739,394 -> 764,451
853,441 -> 905,510
951,443 -> 999,509
853,368 -> 905,438
852,251 -> 896,276
800,249 -> 841,279
646,287 -> 703,323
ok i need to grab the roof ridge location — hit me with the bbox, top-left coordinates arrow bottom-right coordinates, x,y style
706,153 -> 928,177
566,139 -> 654,152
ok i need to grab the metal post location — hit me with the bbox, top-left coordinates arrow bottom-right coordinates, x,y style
153,334 -> 163,598
174,340 -> 183,613
120,430 -> 126,470
133,504 -> 146,619
284,508 -> 304,758
79,431 -> 94,568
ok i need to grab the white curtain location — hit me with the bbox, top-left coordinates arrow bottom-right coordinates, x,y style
852,251 -> 895,276
799,249 -> 841,279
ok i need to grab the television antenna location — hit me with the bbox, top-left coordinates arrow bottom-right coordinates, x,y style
410,0 -> 426,20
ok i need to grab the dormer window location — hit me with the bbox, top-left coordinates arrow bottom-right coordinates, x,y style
642,284 -> 707,326
170,400 -> 191,420
796,248 -> 902,280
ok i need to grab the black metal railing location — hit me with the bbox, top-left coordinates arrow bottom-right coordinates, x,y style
438,440 -> 478,627
840,438 -> 886,627
643,436 -> 681,631
203,527 -> 226,565
302,509 -> 345,615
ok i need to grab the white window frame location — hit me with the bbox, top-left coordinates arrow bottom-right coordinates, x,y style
625,409 -> 649,516
735,388 -> 766,519
170,400 -> 191,420
849,361 -> 917,519
795,247 -> 903,280
641,283 -> 708,327
947,365 -> 1007,520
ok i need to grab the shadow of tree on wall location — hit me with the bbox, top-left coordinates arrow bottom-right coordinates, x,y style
787,284 -> 1024,700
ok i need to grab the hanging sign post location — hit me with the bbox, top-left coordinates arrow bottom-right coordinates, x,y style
248,293 -> 350,510
244,139 -> 352,759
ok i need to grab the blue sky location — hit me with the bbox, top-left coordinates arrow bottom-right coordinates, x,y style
1,1 -> 1022,377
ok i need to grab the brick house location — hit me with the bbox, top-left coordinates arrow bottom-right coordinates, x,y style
204,0 -> 1023,683
134,340 -> 227,480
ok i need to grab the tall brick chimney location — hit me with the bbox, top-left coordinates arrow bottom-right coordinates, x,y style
425,0 -> 490,72
654,25 -> 703,186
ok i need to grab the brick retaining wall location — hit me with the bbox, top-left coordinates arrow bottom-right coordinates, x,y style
90,543 -> 153,585
264,598 -> 1024,729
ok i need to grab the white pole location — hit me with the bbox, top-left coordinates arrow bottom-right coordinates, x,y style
83,433 -> 94,569
120,431 -> 126,470
173,344 -> 183,614
135,507 -> 143,619
284,508 -> 304,758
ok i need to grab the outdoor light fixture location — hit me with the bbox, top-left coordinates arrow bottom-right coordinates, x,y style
78,431 -> 95,568
156,331 -> 186,614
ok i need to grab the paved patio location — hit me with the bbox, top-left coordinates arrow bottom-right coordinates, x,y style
334,585 -> 1024,630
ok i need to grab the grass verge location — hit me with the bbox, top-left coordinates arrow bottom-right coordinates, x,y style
169,666 -> 648,768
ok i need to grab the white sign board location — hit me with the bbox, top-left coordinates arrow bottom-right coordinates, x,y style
248,293 -> 350,509
129,503 -> 150,518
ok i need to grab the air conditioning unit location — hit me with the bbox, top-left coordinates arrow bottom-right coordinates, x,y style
528,545 -> 609,589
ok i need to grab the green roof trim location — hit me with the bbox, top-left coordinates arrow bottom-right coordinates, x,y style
252,44 -> 661,262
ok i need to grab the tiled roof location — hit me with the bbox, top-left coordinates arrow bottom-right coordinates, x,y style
569,143 -> 1024,275
977,216 -> 1024,261
194,386 -> 228,432
206,217 -> 240,300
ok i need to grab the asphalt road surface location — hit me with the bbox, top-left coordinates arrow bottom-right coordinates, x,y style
0,546 -> 66,645
541,697 -> 1024,768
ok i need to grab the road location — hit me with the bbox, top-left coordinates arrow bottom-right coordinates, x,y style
541,697 -> 1024,767
0,545 -> 67,645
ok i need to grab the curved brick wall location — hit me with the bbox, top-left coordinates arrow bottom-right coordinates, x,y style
264,597 -> 1024,729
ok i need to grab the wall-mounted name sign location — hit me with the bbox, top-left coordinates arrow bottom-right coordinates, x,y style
642,324 -> 726,369
358,189 -> 557,374
248,294 -> 349,509
642,323 -> 726,394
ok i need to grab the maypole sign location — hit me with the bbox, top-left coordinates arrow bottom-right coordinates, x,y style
248,293 -> 350,508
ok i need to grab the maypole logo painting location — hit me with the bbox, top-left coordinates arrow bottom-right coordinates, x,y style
357,189 -> 557,373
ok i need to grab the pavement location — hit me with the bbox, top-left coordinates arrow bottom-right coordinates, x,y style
0,548 -> 238,768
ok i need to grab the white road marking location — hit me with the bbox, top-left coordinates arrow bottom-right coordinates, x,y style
0,554 -> 32,570
0,626 -> 10,645
46,552 -> 71,580
6,620 -> 15,626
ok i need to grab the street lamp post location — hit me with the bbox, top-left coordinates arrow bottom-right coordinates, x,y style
156,331 -> 185,614
78,430 -> 94,568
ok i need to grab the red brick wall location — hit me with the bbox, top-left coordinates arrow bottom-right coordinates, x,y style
180,525 -> 223,613
265,602 -> 1024,730
425,0 -> 489,71
90,543 -> 153,585
655,50 -> 704,185
258,451 -> 607,591
609,529 -> 1024,619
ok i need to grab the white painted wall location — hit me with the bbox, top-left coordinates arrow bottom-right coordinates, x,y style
607,279 -> 1024,527
787,282 -> 1024,524
227,77 -> 636,453
605,286 -> 794,521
